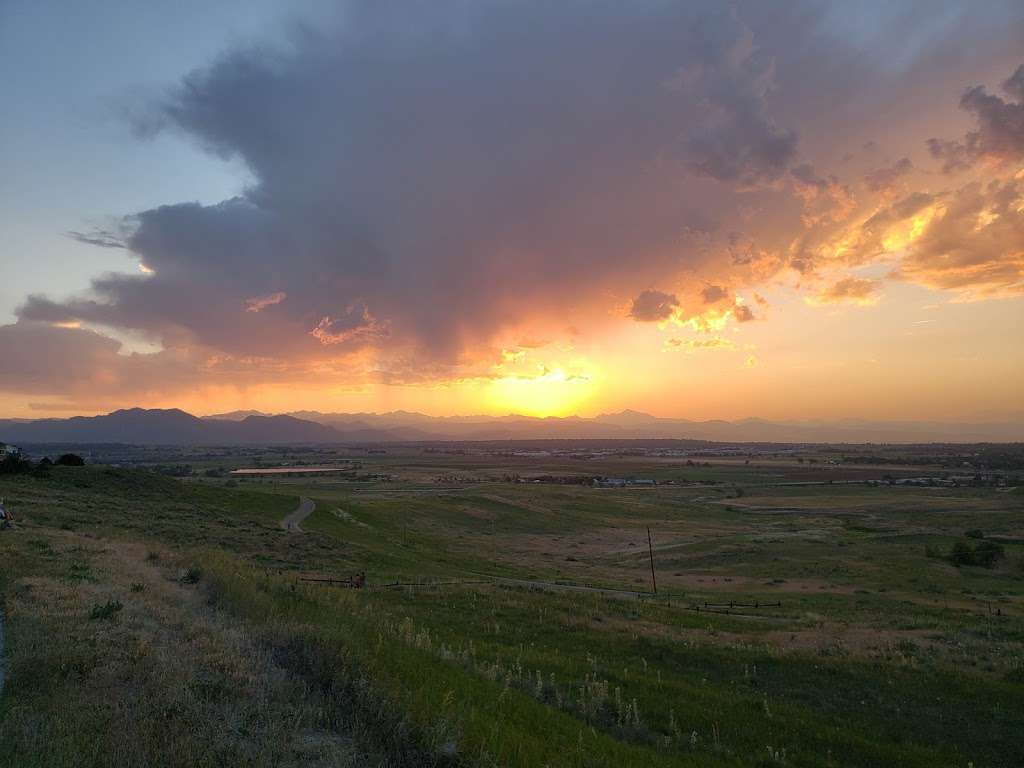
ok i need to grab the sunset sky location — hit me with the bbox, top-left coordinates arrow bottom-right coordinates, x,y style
2,1 -> 1023,422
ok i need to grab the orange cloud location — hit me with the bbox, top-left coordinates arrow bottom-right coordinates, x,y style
664,336 -> 736,352
245,291 -> 287,313
893,178 -> 1024,299
806,277 -> 881,306
863,158 -> 913,195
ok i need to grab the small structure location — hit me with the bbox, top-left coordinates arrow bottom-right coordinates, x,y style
0,443 -> 19,459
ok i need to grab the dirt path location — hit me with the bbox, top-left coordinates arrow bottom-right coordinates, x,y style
281,497 -> 315,532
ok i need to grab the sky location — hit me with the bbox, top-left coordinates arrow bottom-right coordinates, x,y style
1,0 -> 1023,422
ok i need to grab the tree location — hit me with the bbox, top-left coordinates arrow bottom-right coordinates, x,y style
0,453 -> 31,475
55,453 -> 85,467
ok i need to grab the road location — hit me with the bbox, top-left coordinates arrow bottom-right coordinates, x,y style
280,497 -> 315,532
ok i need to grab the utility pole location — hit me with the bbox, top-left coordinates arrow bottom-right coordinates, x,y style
647,526 -> 657,594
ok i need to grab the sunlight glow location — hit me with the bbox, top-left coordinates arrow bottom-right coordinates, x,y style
486,365 -> 599,417
882,207 -> 940,252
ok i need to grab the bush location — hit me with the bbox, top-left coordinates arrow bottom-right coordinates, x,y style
965,529 -> 985,539
56,453 -> 85,467
948,541 -> 976,566
974,540 -> 1005,568
0,454 -> 32,475
947,540 -> 1005,569
89,600 -> 124,621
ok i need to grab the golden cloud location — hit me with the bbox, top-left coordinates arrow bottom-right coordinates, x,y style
806,277 -> 881,306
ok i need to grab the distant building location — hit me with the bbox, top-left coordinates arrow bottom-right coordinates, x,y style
0,443 -> 20,459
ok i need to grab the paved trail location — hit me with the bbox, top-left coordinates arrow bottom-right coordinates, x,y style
280,497 -> 315,532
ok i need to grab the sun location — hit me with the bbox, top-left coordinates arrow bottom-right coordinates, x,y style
486,366 -> 599,417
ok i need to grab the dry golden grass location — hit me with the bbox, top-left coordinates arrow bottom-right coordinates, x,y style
0,527 -> 370,768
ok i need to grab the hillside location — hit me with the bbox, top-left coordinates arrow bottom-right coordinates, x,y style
0,408 -> 342,445
3,407 -> 1022,445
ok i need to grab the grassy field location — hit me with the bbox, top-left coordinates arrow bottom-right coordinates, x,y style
1,450 -> 1022,767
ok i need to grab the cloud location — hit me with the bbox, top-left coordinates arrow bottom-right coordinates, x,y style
701,284 -> 730,304
733,303 -> 756,322
9,3 -> 1022,408
816,176 -> 1024,300
789,163 -> 855,226
807,277 -> 881,306
309,304 -> 387,345
629,290 -> 679,323
863,158 -> 913,194
892,178 -> 1024,299
815,190 -> 938,268
66,229 -> 127,249
672,12 -> 799,185
664,336 -> 735,352
21,2 -> 813,381
0,320 -> 198,398
245,291 -> 286,313
927,63 -> 1024,173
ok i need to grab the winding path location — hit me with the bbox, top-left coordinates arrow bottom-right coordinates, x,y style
280,497 -> 315,533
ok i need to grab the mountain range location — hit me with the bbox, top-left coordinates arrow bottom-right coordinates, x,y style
0,407 -> 1020,445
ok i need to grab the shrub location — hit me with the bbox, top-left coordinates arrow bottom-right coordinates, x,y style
949,541 -> 976,566
974,540 -> 1005,568
181,566 -> 203,584
0,454 -> 32,475
948,540 -> 1005,569
89,600 -> 124,621
56,453 -> 85,467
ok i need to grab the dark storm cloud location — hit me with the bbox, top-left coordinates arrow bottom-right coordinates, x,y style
701,284 -> 730,304
0,321 -> 196,396
928,63 -> 1024,173
22,1 -> 1020,395
629,290 -> 679,323
24,2 -> 814,369
673,11 -> 799,185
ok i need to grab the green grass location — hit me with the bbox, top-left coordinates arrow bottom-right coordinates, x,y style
1,458 -> 1022,767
